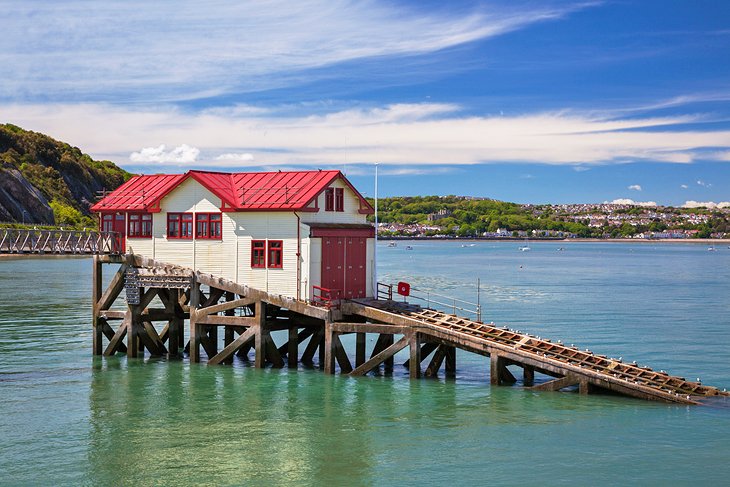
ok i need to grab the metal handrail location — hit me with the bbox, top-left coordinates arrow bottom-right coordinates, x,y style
312,285 -> 341,310
387,283 -> 482,322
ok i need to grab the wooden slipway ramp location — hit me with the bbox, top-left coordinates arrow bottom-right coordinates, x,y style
345,299 -> 729,405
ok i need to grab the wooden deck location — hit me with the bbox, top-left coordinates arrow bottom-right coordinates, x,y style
92,254 -> 729,405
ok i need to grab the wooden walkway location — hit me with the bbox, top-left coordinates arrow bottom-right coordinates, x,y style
0,228 -> 121,255
92,254 -> 729,405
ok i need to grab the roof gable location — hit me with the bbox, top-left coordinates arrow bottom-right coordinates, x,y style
91,169 -> 374,214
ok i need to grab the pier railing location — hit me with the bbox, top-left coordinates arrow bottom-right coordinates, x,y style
0,228 -> 122,255
377,282 -> 482,322
312,285 -> 341,309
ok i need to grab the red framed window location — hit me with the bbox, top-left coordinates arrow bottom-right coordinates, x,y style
196,213 -> 222,239
268,240 -> 283,268
101,214 -> 114,232
167,212 -> 193,239
251,240 -> 266,268
128,213 -> 152,238
325,188 -> 334,211
335,188 -> 344,212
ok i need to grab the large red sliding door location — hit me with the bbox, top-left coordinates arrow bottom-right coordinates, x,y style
321,236 -> 345,297
316,227 -> 373,300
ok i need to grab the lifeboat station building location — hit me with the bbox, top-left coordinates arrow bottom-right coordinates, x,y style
91,170 -> 375,301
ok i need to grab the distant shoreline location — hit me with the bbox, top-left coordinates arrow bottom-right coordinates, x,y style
378,236 -> 728,244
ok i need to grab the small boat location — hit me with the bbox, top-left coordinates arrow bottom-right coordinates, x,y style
518,238 -> 531,252
387,242 -> 397,248
405,245 -> 413,251
557,247 -> 565,251
708,245 -> 716,251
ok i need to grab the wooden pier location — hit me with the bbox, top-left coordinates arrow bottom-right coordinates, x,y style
90,254 -> 729,405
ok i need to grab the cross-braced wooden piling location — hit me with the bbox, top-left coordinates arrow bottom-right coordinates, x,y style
92,254 -> 730,405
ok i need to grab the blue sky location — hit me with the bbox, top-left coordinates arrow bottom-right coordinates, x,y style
2,0 -> 729,206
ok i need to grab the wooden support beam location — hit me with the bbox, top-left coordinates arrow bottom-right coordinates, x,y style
264,334 -> 284,368
356,332 -> 366,367
523,365 -> 535,386
425,345 -> 447,377
301,328 -> 324,364
490,354 -> 517,385
324,321 -> 335,374
141,321 -> 168,356
403,341 -> 439,368
350,335 -> 409,377
331,322 -> 407,334
195,315 -> 259,326
97,263 -> 128,311
288,327 -> 299,368
444,345 -> 456,377
127,303 -> 142,359
189,275 -> 202,363
103,313 -> 129,356
384,334 -> 394,373
409,332 -> 421,379
333,334 -> 353,374
531,375 -> 580,392
197,297 -> 256,316
100,319 -> 127,353
92,256 -> 103,355
254,300 -> 265,368
277,328 -> 314,357
208,326 -> 256,365
200,326 -> 218,359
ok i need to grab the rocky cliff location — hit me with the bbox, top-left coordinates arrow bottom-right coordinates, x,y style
0,124 -> 130,225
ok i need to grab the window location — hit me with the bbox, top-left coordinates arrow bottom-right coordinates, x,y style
251,240 -> 266,268
268,240 -> 283,268
101,214 -> 114,232
335,188 -> 344,212
167,212 -> 193,239
128,213 -> 152,238
196,213 -> 222,239
251,240 -> 283,268
325,188 -> 334,211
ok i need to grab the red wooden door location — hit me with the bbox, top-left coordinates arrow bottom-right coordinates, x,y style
321,237 -> 345,298
345,237 -> 367,298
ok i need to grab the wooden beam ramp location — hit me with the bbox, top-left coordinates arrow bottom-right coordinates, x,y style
92,254 -> 729,406
344,299 -> 729,405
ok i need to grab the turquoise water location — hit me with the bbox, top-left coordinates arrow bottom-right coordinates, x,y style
1,242 -> 729,486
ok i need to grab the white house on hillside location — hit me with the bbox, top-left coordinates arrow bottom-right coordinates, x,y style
92,170 -> 375,301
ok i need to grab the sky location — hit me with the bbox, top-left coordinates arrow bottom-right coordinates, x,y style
2,0 -> 730,207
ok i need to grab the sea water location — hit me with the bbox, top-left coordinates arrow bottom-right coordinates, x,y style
0,242 -> 728,486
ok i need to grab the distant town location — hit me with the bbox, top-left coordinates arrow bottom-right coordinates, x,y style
372,197 -> 730,240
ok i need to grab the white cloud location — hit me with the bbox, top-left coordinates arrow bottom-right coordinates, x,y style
628,184 -> 642,191
130,144 -> 199,164
1,1 -> 589,102
608,199 -> 657,207
4,101 -> 730,169
682,201 -> 730,209
216,153 -> 255,163
696,180 -> 712,187
680,184 -> 688,189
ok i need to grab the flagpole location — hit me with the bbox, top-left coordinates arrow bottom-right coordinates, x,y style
373,162 -> 379,298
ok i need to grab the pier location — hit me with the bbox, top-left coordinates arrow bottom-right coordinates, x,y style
92,252 -> 729,405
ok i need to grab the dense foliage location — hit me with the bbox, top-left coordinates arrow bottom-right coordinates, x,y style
0,123 -> 131,227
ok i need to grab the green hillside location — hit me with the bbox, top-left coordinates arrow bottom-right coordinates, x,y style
0,124 -> 131,227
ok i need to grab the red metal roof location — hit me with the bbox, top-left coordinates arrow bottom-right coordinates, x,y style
91,170 -> 374,214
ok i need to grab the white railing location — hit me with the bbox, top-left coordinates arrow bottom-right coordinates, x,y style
377,281 -> 482,322
0,229 -> 122,254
